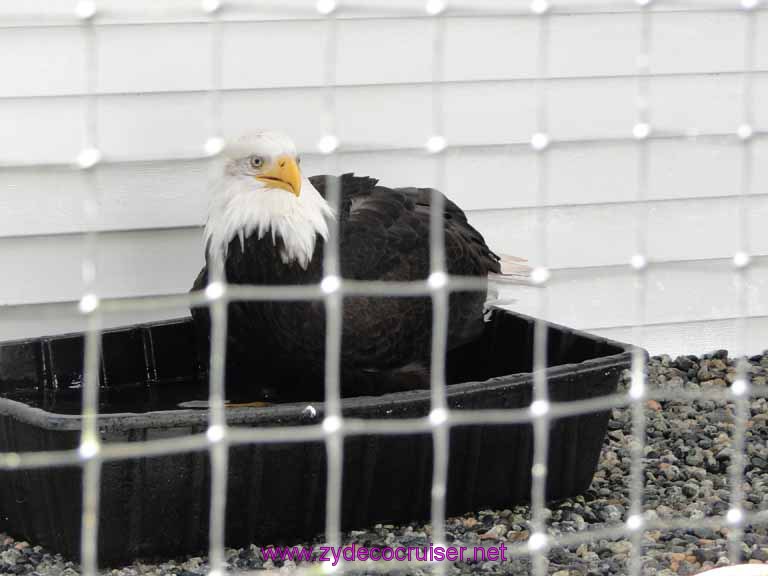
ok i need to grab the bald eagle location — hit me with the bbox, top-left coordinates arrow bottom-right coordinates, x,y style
191,132 -> 522,402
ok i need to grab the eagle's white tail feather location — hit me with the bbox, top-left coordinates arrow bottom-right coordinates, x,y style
489,272 -> 531,285
488,254 -> 536,286
484,255 -> 535,319
499,254 -> 532,275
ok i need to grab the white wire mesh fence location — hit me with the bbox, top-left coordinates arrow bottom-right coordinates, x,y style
0,1 -> 766,575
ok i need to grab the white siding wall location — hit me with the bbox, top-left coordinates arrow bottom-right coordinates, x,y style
1,0 -> 767,355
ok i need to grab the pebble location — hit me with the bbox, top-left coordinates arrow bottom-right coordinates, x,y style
646,400 -> 662,411
2,352 -> 768,575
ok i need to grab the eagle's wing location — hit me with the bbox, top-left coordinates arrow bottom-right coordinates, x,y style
309,173 -> 501,280
394,185 -> 502,278
309,173 -> 501,388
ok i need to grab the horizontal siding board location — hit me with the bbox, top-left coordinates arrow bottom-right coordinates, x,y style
222,20 -> 327,90
756,78 -> 768,129
3,12 -> 767,98
0,98 -> 84,165
0,160 -> 208,238
3,75 -> 766,165
444,82 -> 539,145
548,13 -> 640,78
0,26 -> 86,98
1,206 -> 766,307
6,75 -> 768,163
336,18 -> 434,85
221,88 -> 328,153
591,315 -> 768,357
335,85 -> 435,148
473,196 -> 768,269
3,139 -> 765,238
510,259 -> 768,329
650,12 -> 747,75
96,24 -> 214,94
444,16 -> 539,81
651,74 -> 743,136
0,229 -> 204,307
762,11 -> 768,70
0,301 -> 189,342
97,93 -> 212,160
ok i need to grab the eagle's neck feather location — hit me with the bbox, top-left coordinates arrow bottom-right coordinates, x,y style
204,177 -> 334,271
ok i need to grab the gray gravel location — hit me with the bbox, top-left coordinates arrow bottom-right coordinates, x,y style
2,351 -> 767,576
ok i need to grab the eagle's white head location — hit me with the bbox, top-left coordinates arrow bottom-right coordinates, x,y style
204,131 -> 334,271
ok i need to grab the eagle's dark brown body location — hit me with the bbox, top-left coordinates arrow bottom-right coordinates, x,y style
191,174 -> 500,402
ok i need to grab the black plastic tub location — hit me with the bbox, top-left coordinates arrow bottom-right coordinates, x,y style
0,309 -> 633,565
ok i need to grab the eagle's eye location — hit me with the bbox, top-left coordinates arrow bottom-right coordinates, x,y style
296,155 -> 301,165
249,155 -> 264,169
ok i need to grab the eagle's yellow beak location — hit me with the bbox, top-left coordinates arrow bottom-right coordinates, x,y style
255,155 -> 302,197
